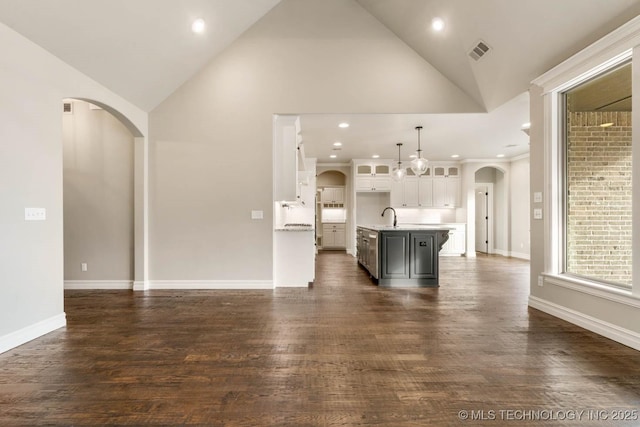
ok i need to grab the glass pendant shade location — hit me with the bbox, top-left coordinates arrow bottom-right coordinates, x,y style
392,142 -> 406,182
410,126 -> 428,176
410,155 -> 428,176
392,164 -> 406,181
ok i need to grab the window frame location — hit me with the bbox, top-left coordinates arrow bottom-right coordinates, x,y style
560,60 -> 633,290
533,16 -> 640,300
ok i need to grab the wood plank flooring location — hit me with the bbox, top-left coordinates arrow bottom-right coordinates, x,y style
1,253 -> 640,426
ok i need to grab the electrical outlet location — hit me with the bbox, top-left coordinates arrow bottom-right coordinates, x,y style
537,276 -> 543,287
81,263 -> 88,272
25,207 -> 46,221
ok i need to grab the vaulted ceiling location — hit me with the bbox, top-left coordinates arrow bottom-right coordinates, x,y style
1,0 -> 639,160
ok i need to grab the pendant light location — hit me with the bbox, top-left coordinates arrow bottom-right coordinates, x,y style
392,143 -> 406,182
410,126 -> 428,176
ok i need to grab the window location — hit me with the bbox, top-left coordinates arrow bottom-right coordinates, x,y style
562,61 -> 632,289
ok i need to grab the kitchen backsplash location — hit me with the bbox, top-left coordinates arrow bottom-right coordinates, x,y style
275,201 -> 314,227
321,208 -> 346,223
395,208 -> 464,224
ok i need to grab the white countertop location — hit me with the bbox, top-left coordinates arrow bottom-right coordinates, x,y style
275,226 -> 314,232
358,224 -> 453,231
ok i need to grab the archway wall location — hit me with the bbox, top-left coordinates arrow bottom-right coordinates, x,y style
0,22 -> 147,352
317,165 -> 354,254
62,100 -> 135,285
462,157 -> 530,259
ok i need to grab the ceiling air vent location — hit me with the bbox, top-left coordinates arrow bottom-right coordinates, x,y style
469,40 -> 491,61
63,102 -> 73,115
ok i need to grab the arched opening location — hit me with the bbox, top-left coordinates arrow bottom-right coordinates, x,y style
317,170 -> 348,251
474,166 -> 507,256
62,98 -> 146,289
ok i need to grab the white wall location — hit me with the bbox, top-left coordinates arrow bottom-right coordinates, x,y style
0,22 -> 147,353
148,0 -> 481,282
529,16 -> 640,349
63,100 -> 134,282
510,156 -> 530,259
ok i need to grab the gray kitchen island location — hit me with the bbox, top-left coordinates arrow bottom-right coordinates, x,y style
356,225 -> 451,287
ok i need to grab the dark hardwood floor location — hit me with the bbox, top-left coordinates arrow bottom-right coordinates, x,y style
2,253 -> 640,426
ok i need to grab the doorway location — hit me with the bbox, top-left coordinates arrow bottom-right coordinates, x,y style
474,166 -> 505,255
475,184 -> 493,254
62,99 -> 136,289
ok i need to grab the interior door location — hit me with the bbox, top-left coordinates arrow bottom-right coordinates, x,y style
475,186 -> 489,253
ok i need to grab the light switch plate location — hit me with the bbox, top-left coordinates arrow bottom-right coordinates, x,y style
533,208 -> 543,220
533,192 -> 543,203
251,210 -> 264,220
25,207 -> 46,221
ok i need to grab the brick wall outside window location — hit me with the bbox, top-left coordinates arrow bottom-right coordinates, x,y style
566,111 -> 632,286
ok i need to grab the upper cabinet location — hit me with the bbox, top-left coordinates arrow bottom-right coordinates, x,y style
432,164 -> 459,178
353,160 -> 392,192
391,176 -> 432,208
431,162 -> 460,207
390,162 -> 460,208
274,115 -> 302,202
321,186 -> 345,207
355,162 -> 391,177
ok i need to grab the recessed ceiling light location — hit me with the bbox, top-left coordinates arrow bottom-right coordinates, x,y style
497,154 -> 505,158
432,17 -> 445,32
372,154 -> 380,159
521,122 -> 531,129
600,122 -> 614,127
330,154 -> 337,159
451,154 -> 459,158
191,18 -> 206,34
333,142 -> 342,146
338,122 -> 349,128
409,154 -> 417,159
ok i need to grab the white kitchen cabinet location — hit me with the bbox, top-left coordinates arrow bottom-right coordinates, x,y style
355,162 -> 391,177
391,177 -> 433,208
322,223 -> 346,248
440,224 -> 466,256
321,187 -> 344,205
433,164 -> 460,178
353,160 -> 392,192
432,178 -> 460,208
431,162 -> 460,208
273,115 -> 300,201
355,176 -> 392,192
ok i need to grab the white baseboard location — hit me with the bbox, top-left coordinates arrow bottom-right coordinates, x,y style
148,280 -> 273,290
529,296 -> 640,351
0,313 -> 66,354
133,281 -> 148,291
509,251 -> 531,260
494,249 -> 509,257
64,280 -> 133,290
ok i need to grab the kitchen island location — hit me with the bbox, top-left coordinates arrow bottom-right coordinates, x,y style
356,225 -> 450,287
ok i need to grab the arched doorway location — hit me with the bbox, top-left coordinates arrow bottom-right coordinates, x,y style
474,166 -> 507,256
317,170 -> 348,251
62,98 -> 146,289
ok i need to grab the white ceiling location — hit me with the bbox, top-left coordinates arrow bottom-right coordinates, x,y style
1,0 -> 639,160
300,91 -> 530,163
0,0 -> 281,111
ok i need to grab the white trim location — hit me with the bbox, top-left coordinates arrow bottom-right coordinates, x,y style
0,313 -> 66,354
510,153 -> 530,162
493,249 -> 509,257
148,280 -> 274,290
532,15 -> 640,90
64,280 -> 133,290
509,251 -> 530,260
542,274 -> 640,309
133,280 -> 148,291
528,296 -> 640,351
460,159 -> 511,164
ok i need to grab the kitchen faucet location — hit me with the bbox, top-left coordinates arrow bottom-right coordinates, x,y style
381,206 -> 397,227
